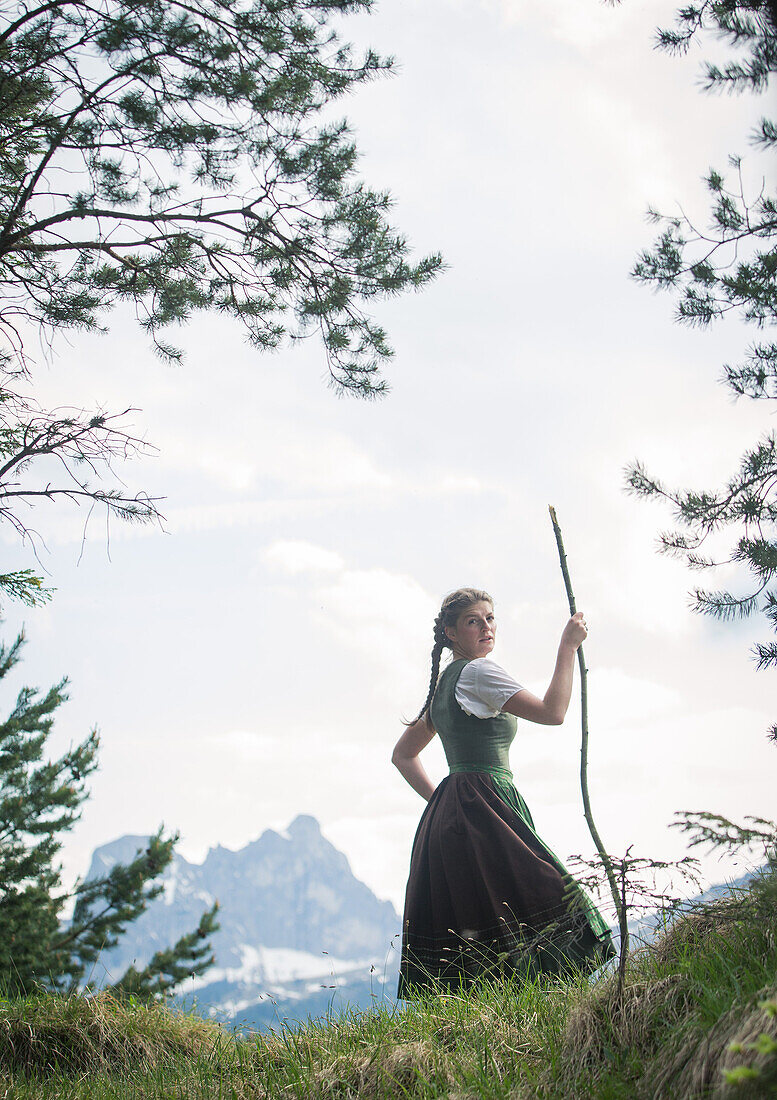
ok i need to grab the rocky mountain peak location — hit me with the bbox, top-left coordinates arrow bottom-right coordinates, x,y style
286,813 -> 321,838
86,815 -> 401,1022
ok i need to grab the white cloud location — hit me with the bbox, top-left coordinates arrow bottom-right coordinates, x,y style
260,543 -> 437,670
568,83 -> 679,211
485,0 -> 639,50
314,568 -> 437,665
263,540 -> 346,576
587,668 -> 681,728
157,421 -> 393,496
162,444 -> 258,493
165,499 -> 314,535
439,474 -> 483,493
209,729 -> 284,762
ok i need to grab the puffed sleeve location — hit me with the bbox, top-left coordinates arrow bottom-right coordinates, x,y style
454,657 -> 524,718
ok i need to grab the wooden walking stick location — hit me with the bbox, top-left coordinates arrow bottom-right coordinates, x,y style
548,506 -> 628,974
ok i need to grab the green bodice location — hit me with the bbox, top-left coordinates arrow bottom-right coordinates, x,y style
430,659 -> 517,775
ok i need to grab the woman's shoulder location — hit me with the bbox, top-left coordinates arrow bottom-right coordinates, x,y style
458,657 -> 523,696
438,657 -> 469,685
454,657 -> 522,719
467,656 -> 506,672
462,657 -> 511,682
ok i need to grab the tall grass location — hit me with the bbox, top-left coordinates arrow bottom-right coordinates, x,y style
3,868 -> 776,1099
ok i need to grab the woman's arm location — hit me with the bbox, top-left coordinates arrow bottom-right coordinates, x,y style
501,612 -> 587,726
392,717 -> 438,801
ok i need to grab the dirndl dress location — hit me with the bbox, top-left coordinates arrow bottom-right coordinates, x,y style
397,659 -> 614,998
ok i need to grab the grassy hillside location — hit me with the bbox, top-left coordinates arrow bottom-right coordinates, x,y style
2,868 -> 776,1099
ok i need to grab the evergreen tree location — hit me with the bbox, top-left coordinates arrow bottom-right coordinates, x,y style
0,629 -> 218,996
0,0 -> 439,386
624,1 -> 777,734
0,0 -> 441,605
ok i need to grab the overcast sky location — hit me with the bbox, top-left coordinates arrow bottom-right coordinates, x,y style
2,0 -> 774,921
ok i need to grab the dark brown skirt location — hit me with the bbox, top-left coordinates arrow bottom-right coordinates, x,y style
398,773 -> 614,998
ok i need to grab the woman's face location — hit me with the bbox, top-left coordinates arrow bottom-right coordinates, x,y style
446,600 -> 496,661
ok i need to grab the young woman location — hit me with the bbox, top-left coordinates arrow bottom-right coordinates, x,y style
393,587 -> 614,996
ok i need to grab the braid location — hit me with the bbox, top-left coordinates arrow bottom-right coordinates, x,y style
413,626 -> 446,728
411,587 -> 493,728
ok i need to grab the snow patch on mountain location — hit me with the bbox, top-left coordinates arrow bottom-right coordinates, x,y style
186,944 -> 378,991
84,815 -> 402,1028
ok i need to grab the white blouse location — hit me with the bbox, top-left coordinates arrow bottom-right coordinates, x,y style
454,657 -> 524,719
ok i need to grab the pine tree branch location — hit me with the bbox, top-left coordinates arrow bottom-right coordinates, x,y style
109,902 -> 220,998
